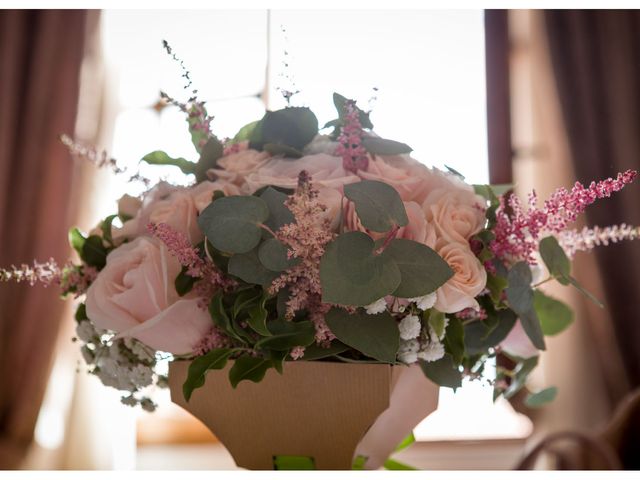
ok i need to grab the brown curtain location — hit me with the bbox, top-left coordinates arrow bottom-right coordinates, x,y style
545,10 -> 640,391
0,10 -> 88,469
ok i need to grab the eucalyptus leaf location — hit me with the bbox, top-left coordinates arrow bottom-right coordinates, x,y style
198,195 -> 269,254
506,262 -> 546,350
320,232 -> 401,306
228,249 -> 279,287
263,143 -> 303,158
254,320 -> 316,351
183,348 -> 236,401
362,137 -> 412,155
258,238 -> 299,272
324,308 -> 399,363
539,236 -> 571,285
384,238 -> 453,298
141,150 -> 196,175
525,386 -> 558,408
228,356 -> 273,388
81,235 -> 108,269
344,180 -> 408,233
195,137 -> 224,181
332,92 -> 373,129
299,341 -> 349,360
419,353 -> 462,389
251,107 -> 318,151
533,291 -> 574,336
230,120 -> 260,144
259,187 -> 295,233
464,309 -> 517,355
443,318 -> 465,365
175,266 -> 196,296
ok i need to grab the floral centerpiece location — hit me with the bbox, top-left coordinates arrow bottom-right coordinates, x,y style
3,45 -> 640,470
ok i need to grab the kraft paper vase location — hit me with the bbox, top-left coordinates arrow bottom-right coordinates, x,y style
168,360 -> 439,470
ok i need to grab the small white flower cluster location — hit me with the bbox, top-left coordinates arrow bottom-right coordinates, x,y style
396,293 -> 446,365
75,316 -> 165,412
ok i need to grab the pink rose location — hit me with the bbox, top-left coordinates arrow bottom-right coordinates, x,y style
434,240 -> 487,313
190,180 -> 242,213
500,320 -> 539,358
359,156 -> 456,204
209,148 -> 271,188
113,183 -> 202,245
85,237 -> 212,355
422,188 -> 486,244
244,153 -> 360,192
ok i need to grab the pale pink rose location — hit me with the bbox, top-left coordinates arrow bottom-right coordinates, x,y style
359,156 -> 457,204
190,180 -> 242,213
112,184 -> 202,245
317,186 -> 344,231
500,320 -> 539,358
209,148 -> 271,187
434,240 -> 487,313
117,194 -> 142,219
422,188 -> 486,244
85,237 -> 212,355
244,153 -> 360,192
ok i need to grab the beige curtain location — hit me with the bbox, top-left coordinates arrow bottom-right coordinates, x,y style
508,10 -> 626,441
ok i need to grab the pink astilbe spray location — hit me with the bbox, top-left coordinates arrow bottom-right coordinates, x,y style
193,326 -> 232,356
269,172 -> 337,345
335,100 -> 369,174
147,222 -> 235,308
0,259 -> 96,297
559,223 -> 640,258
491,170 -> 637,264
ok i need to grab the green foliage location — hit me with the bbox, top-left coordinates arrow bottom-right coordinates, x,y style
228,249 -> 279,287
525,386 -> 558,408
361,137 -> 412,155
383,459 -> 417,470
344,180 -> 408,233
246,293 -> 272,336
325,307 -> 399,363
384,239 -> 453,298
183,348 -> 236,401
419,353 -> 462,389
263,143 -> 303,158
81,235 -> 108,269
230,120 -> 260,144
141,150 -> 196,175
273,455 -> 316,470
351,455 -> 367,470
539,236 -> 571,285
228,356 -> 273,388
194,137 -> 224,182
208,292 -> 245,344
100,215 -> 118,246
395,433 -> 415,452
175,266 -> 197,296
258,238 -> 299,272
198,195 -> 269,254
427,309 -> 447,340
567,276 -> 604,308
533,291 -> 574,336
75,303 -> 88,323
464,308 -> 517,355
301,341 -> 349,360
187,104 -> 210,153
443,317 -> 465,365
324,92 -> 374,137
504,356 -> 539,399
254,320 -> 316,351
320,232 -> 401,306
69,227 -> 86,256
250,107 -> 319,153
506,262 -> 546,350
258,187 -> 294,234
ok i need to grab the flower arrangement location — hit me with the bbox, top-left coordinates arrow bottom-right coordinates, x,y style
2,51 -> 639,419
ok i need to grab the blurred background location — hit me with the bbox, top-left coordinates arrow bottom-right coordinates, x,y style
0,8 -> 639,470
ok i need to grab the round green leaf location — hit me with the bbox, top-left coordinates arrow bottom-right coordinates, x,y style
506,262 -> 546,350
258,238 -> 300,272
320,232 -> 401,306
464,309 -> 517,355
344,180 -> 408,233
533,290 -> 574,336
197,195 -> 269,254
325,307 -> 399,363
254,107 -> 318,151
525,386 -> 558,408
419,353 -> 462,389
228,249 -> 279,287
259,187 -> 295,233
539,236 -> 570,285
362,137 -> 412,155
383,238 -> 453,298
